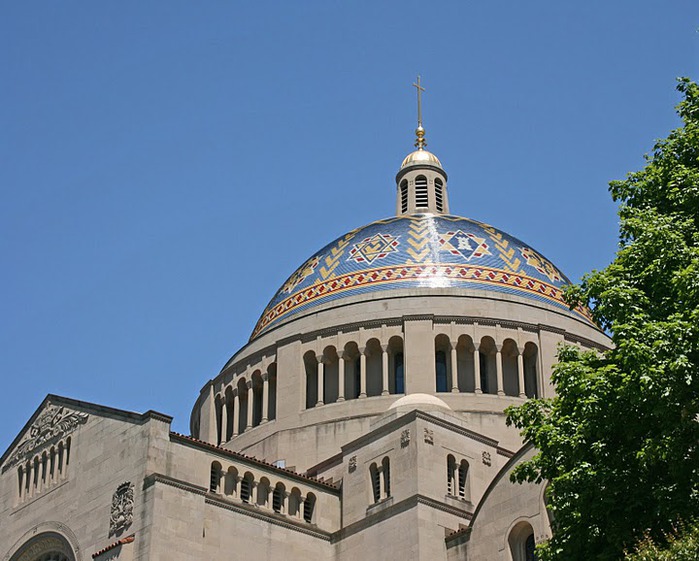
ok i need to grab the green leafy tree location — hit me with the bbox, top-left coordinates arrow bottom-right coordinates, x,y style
625,521 -> 699,561
506,78 -> 699,561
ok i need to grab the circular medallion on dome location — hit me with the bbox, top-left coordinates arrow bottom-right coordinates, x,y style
250,214 -> 593,340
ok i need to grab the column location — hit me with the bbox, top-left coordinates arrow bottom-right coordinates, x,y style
298,497 -> 305,520
38,459 -> 44,493
220,394 -> 228,444
246,380 -> 254,429
359,349 -> 367,398
316,356 -> 325,407
450,341 -> 459,393
473,347 -> 482,394
381,345 -> 389,396
337,352 -> 346,402
233,476 -> 242,499
495,345 -> 505,396
232,391 -> 240,437
207,382 -> 216,444
26,463 -> 33,498
282,491 -> 290,515
517,352 -> 526,398
262,373 -> 269,423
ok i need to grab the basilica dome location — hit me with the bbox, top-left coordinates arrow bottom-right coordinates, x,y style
251,213 -> 593,340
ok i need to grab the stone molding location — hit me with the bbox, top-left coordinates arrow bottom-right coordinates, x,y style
205,496 -> 332,541
332,493 -> 472,543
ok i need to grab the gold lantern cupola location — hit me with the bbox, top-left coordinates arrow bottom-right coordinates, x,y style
396,76 -> 449,216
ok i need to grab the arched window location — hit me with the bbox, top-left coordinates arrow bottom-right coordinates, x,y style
240,472 -> 254,503
435,178 -> 444,212
57,443 -> 64,477
224,388 -> 234,441
524,342 -> 539,398
382,457 -> 391,498
272,482 -> 285,513
447,454 -> 456,495
479,351 -> 490,394
394,352 -> 404,394
24,461 -> 31,496
288,487 -> 302,517
224,466 -> 238,496
508,521 -> 537,561
209,462 -> 222,493
65,437 -> 71,468
370,462 -> 381,503
49,447 -> 56,481
304,351 -> 318,409
458,460 -> 469,499
435,350 -> 448,392
304,492 -> 316,523
354,356 -> 361,399
252,372 -> 264,426
415,175 -> 428,208
256,477 -> 270,507
400,179 -> 408,213
17,466 -> 24,499
268,364 -> 278,421
41,452 -> 48,487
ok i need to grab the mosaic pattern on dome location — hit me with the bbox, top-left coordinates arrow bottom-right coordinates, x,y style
438,230 -> 490,260
348,233 -> 400,264
251,214 -> 593,340
281,255 -> 320,294
520,247 -> 564,283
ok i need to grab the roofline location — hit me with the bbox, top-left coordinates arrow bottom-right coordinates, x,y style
169,432 -> 341,493
0,394 -> 172,467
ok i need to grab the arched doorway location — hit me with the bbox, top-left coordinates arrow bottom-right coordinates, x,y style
10,532 -> 76,561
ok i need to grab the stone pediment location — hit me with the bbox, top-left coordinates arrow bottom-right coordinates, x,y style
1,399 -> 89,473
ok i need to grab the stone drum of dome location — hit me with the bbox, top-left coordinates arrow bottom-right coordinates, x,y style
251,213 -> 593,340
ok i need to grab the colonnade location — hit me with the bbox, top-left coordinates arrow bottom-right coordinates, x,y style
210,462 -> 317,523
17,437 -> 71,503
304,336 -> 404,408
435,335 -> 539,398
214,364 -> 277,446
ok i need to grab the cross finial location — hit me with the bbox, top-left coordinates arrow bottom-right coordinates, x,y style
412,75 -> 427,149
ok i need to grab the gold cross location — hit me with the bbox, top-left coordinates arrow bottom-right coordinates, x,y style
412,75 -> 425,127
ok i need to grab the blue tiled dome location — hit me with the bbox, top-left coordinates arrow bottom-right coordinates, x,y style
251,214 -> 592,339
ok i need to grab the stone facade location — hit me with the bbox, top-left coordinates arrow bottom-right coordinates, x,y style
0,140 -> 609,561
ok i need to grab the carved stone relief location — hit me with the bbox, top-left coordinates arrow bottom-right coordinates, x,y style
400,429 -> 411,448
109,482 -> 135,537
482,451 -> 492,466
5,404 -> 88,471
348,455 -> 357,473
423,428 -> 434,445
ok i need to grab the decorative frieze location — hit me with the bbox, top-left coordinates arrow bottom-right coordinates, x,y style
5,404 -> 88,471
109,482 -> 135,536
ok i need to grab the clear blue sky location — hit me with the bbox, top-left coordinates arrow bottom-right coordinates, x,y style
1,1 -> 698,451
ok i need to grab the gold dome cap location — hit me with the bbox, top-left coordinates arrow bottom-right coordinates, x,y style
400,147 -> 443,170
